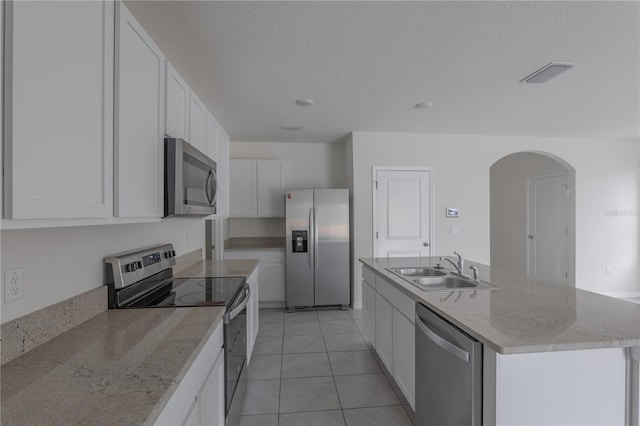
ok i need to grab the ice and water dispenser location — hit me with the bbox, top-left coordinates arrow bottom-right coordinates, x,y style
291,230 -> 308,253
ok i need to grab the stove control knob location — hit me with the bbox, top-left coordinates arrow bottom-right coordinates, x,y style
172,250 -> 176,257
137,261 -> 143,269
164,252 -> 171,258
127,262 -> 138,272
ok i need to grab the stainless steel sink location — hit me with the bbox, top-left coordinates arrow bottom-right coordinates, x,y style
386,266 -> 495,291
411,276 -> 495,291
387,267 -> 447,277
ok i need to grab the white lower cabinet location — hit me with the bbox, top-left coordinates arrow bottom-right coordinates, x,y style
155,321 -> 224,426
375,292 -> 394,373
225,250 -> 285,304
363,265 -> 416,411
246,268 -> 259,364
393,309 -> 415,410
362,279 -> 376,346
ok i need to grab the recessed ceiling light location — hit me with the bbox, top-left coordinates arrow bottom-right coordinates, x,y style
520,62 -> 574,84
281,125 -> 304,131
295,99 -> 314,107
414,102 -> 434,110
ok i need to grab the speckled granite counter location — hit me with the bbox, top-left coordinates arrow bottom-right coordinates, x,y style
360,257 -> 640,354
1,306 -> 225,425
174,259 -> 259,278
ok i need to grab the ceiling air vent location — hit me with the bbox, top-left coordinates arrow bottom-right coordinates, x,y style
280,125 -> 304,131
520,62 -> 574,84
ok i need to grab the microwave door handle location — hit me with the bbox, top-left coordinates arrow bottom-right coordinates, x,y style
209,169 -> 218,207
204,169 -> 213,205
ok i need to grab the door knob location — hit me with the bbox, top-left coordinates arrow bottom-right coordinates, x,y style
423,242 -> 430,247
528,235 -> 534,239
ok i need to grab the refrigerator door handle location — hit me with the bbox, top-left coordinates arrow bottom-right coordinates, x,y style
314,207 -> 319,270
309,208 -> 313,269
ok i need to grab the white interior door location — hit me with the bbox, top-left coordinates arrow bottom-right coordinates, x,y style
374,168 -> 431,258
527,173 -> 569,284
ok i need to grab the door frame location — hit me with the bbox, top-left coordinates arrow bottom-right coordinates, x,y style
372,166 -> 435,258
525,171 -> 576,285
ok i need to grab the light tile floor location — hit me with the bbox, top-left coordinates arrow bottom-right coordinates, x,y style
239,308 -> 415,426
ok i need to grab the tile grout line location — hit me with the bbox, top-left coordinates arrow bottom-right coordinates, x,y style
277,310 -> 284,423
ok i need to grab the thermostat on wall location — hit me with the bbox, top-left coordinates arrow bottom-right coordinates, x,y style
446,207 -> 459,218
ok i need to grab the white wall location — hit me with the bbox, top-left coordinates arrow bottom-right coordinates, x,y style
490,152 -> 569,281
1,219 -> 205,322
350,132 -> 640,307
228,141 -> 346,238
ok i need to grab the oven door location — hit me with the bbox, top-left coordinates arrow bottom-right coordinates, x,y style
165,138 -> 217,217
224,283 -> 249,425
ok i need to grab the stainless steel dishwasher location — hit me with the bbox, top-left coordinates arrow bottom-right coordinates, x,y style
415,302 -> 483,425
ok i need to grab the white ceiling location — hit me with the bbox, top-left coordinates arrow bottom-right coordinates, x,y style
126,1 -> 640,143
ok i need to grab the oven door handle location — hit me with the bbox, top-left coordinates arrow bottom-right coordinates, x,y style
224,283 -> 250,324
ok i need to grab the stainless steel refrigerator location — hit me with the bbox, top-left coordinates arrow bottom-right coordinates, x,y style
285,189 -> 350,311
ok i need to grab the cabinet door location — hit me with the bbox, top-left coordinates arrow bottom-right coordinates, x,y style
165,62 -> 190,140
257,160 -> 285,217
375,293 -> 394,373
393,309 -> 415,410
362,280 -> 377,347
260,262 -> 285,302
189,92 -> 206,153
205,112 -> 220,162
216,130 -> 230,217
198,350 -> 225,426
229,159 -> 257,217
115,2 -> 165,218
4,1 -> 114,219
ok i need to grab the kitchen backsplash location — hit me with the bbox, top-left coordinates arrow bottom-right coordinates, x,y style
228,218 -> 285,238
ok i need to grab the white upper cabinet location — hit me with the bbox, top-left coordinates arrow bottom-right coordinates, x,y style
205,112 -> 220,162
114,2 -> 165,218
257,160 -> 285,217
164,62 -> 190,140
3,1 -> 114,219
229,159 -> 285,217
189,92 -> 206,153
217,130 -> 230,217
229,160 -> 257,217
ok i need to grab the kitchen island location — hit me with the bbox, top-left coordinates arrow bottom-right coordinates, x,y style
361,257 -> 640,425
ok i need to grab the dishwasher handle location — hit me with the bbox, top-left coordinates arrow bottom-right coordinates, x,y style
416,313 -> 470,363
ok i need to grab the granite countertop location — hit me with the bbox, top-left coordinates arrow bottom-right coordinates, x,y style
174,259 -> 259,278
1,306 -> 225,425
224,237 -> 285,251
360,257 -> 640,355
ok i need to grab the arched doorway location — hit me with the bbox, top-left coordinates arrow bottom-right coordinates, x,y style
490,152 -> 576,285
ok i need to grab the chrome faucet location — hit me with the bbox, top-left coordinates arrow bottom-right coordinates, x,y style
469,265 -> 479,282
440,251 -> 464,275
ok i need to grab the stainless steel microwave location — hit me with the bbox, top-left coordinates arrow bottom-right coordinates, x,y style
164,138 -> 217,217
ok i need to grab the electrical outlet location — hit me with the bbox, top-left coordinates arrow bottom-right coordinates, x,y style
4,268 -> 24,303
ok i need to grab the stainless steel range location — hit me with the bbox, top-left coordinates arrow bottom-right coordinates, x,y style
104,243 -> 248,425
